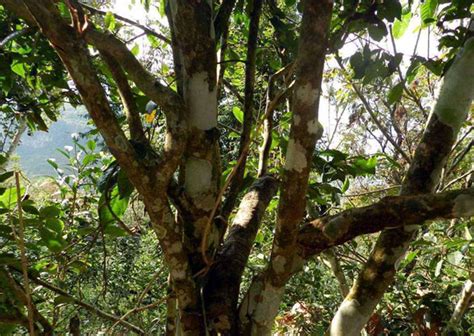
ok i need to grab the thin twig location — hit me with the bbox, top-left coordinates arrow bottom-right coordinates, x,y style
80,3 -> 171,44
13,172 -> 36,335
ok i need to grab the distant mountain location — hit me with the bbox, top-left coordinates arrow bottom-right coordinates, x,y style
17,106 -> 90,177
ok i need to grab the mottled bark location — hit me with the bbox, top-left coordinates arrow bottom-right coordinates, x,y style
204,176 -> 278,334
0,1 -> 197,333
330,35 -> 474,336
238,1 -> 333,334
297,187 -> 474,257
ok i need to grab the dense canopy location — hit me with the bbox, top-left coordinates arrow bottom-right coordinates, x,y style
0,0 -> 473,335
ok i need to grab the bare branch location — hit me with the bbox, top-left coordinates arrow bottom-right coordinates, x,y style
8,267 -> 145,335
297,187 -> 474,258
80,2 -> 171,44
99,50 -> 147,143
204,176 -> 278,334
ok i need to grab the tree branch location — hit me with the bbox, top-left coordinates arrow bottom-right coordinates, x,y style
8,267 -> 145,335
214,0 -> 237,41
99,50 -> 147,144
79,2 -> 171,44
297,187 -> 474,258
204,176 -> 278,333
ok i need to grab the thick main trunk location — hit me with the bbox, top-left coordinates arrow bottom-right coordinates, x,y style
329,36 -> 474,336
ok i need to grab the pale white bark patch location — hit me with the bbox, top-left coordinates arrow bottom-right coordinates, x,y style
186,71 -> 217,130
272,255 -> 287,274
184,158 -> 213,197
295,84 -> 319,107
307,118 -> 323,136
330,299 -> 366,336
114,135 -> 129,152
252,283 -> 285,329
294,115 -> 301,126
431,37 -> 474,131
452,194 -> 474,217
285,139 -> 307,172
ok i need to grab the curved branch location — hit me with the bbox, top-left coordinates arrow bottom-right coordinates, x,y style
79,2 -> 171,44
99,50 -> 147,144
204,176 -> 278,333
297,187 -> 474,258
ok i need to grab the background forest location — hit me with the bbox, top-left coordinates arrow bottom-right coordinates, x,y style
0,0 -> 473,335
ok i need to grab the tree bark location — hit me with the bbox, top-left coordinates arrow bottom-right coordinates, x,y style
238,1 -> 333,334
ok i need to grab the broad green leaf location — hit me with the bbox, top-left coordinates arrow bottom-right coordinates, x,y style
86,139 -> 96,151
377,0 -> 402,22
45,218 -> 64,235
232,106 -> 244,124
0,171 -> 13,183
392,12 -> 411,39
0,187 -> 24,209
99,186 -> 130,231
39,205 -> 61,219
104,11 -> 116,30
420,0 -> 438,25
11,61 -> 26,78
387,82 -> 404,104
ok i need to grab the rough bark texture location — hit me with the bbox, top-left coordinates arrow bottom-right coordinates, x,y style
330,36 -> 474,336
204,176 -> 278,334
297,187 -> 474,257
238,1 -> 333,334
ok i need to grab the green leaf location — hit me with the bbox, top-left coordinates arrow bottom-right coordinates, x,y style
349,52 -> 366,79
11,61 -> 26,78
104,11 -> 116,31
341,177 -> 350,193
368,21 -> 388,42
387,82 -> 404,104
22,200 -> 39,215
103,224 -> 128,237
0,187 -> 24,209
45,218 -> 64,235
39,227 -> 65,252
377,0 -> 402,22
420,0 -> 438,25
99,186 -> 130,230
285,0 -> 296,6
86,139 -> 96,151
0,171 -> 13,183
47,158 -> 58,169
39,205 -> 61,219
117,170 -> 134,199
232,106 -> 244,124
392,12 -> 411,39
